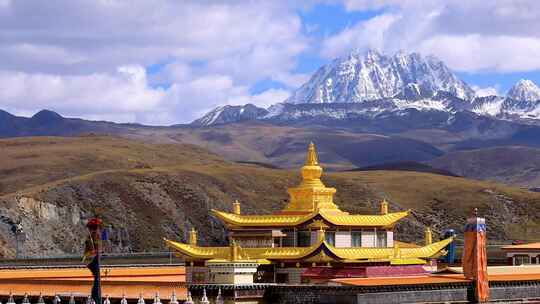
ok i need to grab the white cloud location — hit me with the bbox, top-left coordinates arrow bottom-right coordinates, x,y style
339,0 -> 403,11
321,14 -> 398,59
0,1 -> 306,79
472,85 -> 500,97
417,35 -> 540,73
0,1 -> 305,124
229,89 -> 291,109
325,0 -> 540,73
0,65 -> 165,121
0,65 -> 288,125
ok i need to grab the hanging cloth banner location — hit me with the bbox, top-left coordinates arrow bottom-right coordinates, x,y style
462,215 -> 489,303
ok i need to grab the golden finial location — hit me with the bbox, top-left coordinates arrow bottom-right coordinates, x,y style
380,198 -> 389,215
230,239 -> 240,261
189,228 -> 197,245
424,227 -> 433,245
232,200 -> 241,215
305,142 -> 319,166
317,227 -> 325,243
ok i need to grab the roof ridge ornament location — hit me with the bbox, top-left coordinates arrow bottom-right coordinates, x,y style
305,142 -> 319,165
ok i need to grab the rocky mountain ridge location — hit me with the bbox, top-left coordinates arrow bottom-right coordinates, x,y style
285,50 -> 475,103
507,79 -> 540,102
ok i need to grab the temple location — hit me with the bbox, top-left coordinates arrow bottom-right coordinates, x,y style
165,143 -> 453,285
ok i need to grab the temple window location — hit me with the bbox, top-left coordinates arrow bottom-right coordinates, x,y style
376,230 -> 387,247
297,231 -> 311,247
325,231 -> 336,246
351,231 -> 362,247
514,255 -> 531,265
282,229 -> 295,247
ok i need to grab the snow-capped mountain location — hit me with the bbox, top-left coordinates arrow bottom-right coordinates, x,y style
192,51 -> 540,127
191,104 -> 268,126
285,50 -> 475,104
507,79 -> 540,102
471,79 -> 540,120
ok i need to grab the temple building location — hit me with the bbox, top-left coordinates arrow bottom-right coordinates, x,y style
165,143 -> 453,285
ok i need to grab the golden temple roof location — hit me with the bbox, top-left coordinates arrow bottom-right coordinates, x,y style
165,142 -> 452,266
211,142 -> 410,227
164,237 -> 453,265
211,209 -> 409,227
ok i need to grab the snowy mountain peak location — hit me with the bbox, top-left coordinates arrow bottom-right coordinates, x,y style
285,50 -> 475,104
507,79 -> 540,102
191,104 -> 268,126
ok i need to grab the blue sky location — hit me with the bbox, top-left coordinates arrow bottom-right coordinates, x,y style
257,2 -> 540,98
0,1 -> 539,124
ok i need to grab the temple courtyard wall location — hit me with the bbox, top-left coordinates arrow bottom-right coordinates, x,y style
264,280 -> 540,304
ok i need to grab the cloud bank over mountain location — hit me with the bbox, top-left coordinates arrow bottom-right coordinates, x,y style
0,0 -> 539,124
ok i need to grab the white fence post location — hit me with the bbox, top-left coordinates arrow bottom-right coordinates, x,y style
152,293 -> 161,304
137,293 -> 145,304
200,289 -> 209,304
169,291 -> 178,304
184,291 -> 194,304
7,293 -> 15,304
216,288 -> 224,304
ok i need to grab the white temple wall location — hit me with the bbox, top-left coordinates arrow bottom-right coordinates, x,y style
362,230 -> 376,247
335,231 -> 351,248
387,231 -> 394,247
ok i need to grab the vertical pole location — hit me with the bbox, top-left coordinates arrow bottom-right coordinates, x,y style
96,224 -> 102,304
462,208 -> 489,303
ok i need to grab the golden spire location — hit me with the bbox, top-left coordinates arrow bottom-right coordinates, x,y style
300,142 -> 323,185
282,142 -> 343,214
424,227 -> 433,245
380,199 -> 389,215
305,142 -> 318,165
232,200 -> 241,215
189,228 -> 197,245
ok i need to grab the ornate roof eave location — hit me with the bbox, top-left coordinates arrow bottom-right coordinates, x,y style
210,209 -> 410,228
165,236 -> 454,263
164,238 -> 230,260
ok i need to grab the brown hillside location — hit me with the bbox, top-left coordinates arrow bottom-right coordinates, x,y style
428,146 -> 540,188
133,123 -> 444,170
0,136 -> 539,258
0,135 -> 223,195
